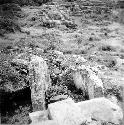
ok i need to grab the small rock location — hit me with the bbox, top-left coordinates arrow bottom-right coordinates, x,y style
29,110 -> 48,123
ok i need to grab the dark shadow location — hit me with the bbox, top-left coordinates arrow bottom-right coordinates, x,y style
1,87 -> 32,124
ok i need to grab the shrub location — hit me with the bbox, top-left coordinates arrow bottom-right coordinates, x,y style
62,21 -> 77,29
99,45 -> 116,52
33,0 -> 52,5
42,20 -> 56,28
0,52 -> 29,92
0,3 -> 22,34
0,17 -> 21,33
0,3 -> 21,11
2,104 -> 32,124
0,0 -> 52,6
45,84 -> 68,106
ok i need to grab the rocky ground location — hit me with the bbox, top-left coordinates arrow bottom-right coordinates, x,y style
0,0 -> 124,125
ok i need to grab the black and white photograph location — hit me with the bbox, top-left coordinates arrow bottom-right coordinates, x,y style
0,0 -> 124,124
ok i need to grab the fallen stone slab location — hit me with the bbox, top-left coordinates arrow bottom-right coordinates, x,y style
77,97 -> 123,124
48,97 -> 123,125
48,98 -> 83,125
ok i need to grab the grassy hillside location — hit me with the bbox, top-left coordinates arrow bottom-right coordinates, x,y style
0,0 -> 52,6
0,0 -> 124,124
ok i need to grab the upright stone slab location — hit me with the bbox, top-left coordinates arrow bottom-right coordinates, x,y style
29,55 -> 51,111
72,65 -> 104,99
72,70 -> 87,95
86,67 -> 104,99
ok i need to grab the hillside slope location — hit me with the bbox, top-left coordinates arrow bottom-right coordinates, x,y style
0,0 -> 124,124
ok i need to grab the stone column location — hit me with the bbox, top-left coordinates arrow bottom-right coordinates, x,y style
29,56 -> 51,111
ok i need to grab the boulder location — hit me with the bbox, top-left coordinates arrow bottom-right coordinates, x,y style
77,97 -> 123,124
29,55 -> 51,111
48,98 -> 123,125
48,98 -> 83,125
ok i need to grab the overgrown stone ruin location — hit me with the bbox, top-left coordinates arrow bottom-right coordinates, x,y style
1,50 -> 123,125
0,0 -> 124,125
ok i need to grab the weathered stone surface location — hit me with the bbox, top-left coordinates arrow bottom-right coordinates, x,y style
29,55 -> 51,111
29,110 -> 48,123
72,65 -> 104,99
30,120 -> 58,125
77,97 -> 123,124
106,95 -> 118,105
72,70 -> 87,93
48,98 -> 83,125
48,97 -> 123,125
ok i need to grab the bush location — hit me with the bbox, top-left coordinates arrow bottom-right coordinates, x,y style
2,104 -> 32,124
41,20 -> 56,28
0,52 -> 29,92
62,20 -> 77,29
0,0 -> 13,4
99,45 -> 116,52
0,17 -> 21,33
33,0 -> 52,5
0,0 -> 52,6
0,3 -> 22,34
0,3 -> 21,11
